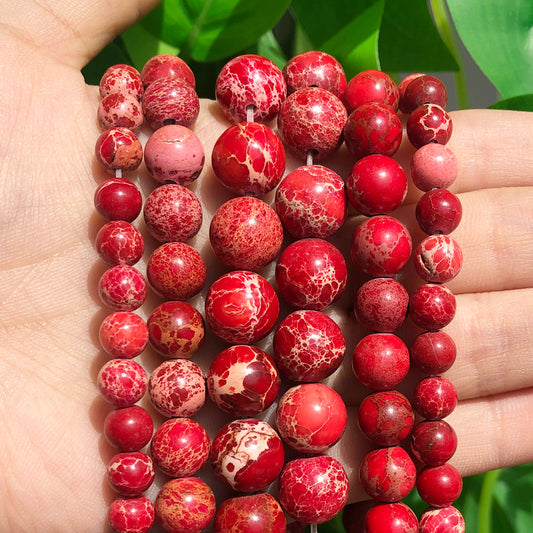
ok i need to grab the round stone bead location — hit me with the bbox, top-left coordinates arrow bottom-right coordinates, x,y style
344,69 -> 400,112
274,164 -> 346,239
98,265 -> 147,311
413,376 -> 458,420
150,418 -> 210,477
95,220 -> 144,266
141,54 -> 195,88
364,502 -> 419,533
108,496 -> 154,533
104,405 -> 153,451
207,345 -> 280,417
143,184 -> 203,243
278,455 -> 349,524
410,283 -> 456,330
411,143 -> 458,192
276,383 -> 347,453
354,277 -> 409,332
344,102 -> 402,161
401,74 -> 447,113
419,505 -> 465,533
94,177 -> 142,222
411,419 -> 458,466
99,311 -> 148,359
407,103 -> 453,148
149,359 -> 205,418
100,64 -> 143,100
276,238 -> 347,310
205,270 -> 279,344
417,464 -> 463,507
107,451 -> 155,497
97,358 -> 148,408
95,127 -> 143,173
216,54 -> 286,123
211,121 -> 285,195
351,215 -> 412,277
147,242 -> 206,301
352,333 -> 410,390
277,87 -> 347,161
359,446 -> 417,502
414,234 -> 463,283
273,309 -> 346,382
411,330 -> 457,374
144,124 -> 205,185
417,188 -> 462,235
209,196 -> 283,271
147,300 -> 204,358
98,92 -> 143,131
210,418 -> 285,493
398,73 -> 425,103
155,477 -> 215,533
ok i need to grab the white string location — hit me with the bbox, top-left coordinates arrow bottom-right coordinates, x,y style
115,168 -> 122,178
246,104 -> 255,122
306,150 -> 314,166
310,524 -> 318,533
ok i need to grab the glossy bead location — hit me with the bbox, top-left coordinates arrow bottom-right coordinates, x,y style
210,418 -> 284,492
278,455 -> 349,524
104,405 -> 153,451
359,446 -> 416,502
411,143 -> 458,192
416,189 -> 462,235
150,418 -> 210,477
211,121 -> 285,195
216,54 -> 286,123
398,73 -> 425,104
411,420 -> 458,466
417,464 -> 463,507
155,477 -> 215,533
277,87 -> 347,161
100,64 -> 143,100
276,238 -> 347,310
205,270 -> 279,344
147,242 -> 206,301
97,358 -> 148,407
414,234 -> 463,283
94,177 -> 142,222
354,277 -> 409,332
347,154 -> 407,215
344,102 -> 402,161
407,104 -> 452,148
419,505 -> 465,533
413,376 -> 458,420
95,220 -> 144,266
352,333 -> 410,390
99,311 -> 148,359
276,383 -> 347,453
351,215 -> 412,277
273,309 -> 345,382
411,331 -> 457,374
401,74 -> 447,113
275,164 -> 346,239
98,92 -> 143,131
207,345 -> 280,417
209,196 -> 283,271
143,184 -> 203,243
95,127 -> 143,173
141,54 -> 195,88
149,359 -> 205,418
364,502 -> 419,533
107,451 -> 154,497
344,69 -> 399,112
357,390 -> 414,447
108,496 -> 154,533
98,265 -> 147,311
410,284 -> 456,330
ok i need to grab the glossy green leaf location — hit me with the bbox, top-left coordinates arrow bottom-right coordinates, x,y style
490,94 -> 533,111
257,30 -> 288,70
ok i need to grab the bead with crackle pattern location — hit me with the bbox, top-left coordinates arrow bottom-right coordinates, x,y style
100,64 -> 143,100
98,92 -> 143,131
98,265 -> 147,311
97,358 -> 148,407
94,177 -> 142,222
107,451 -> 155,497
99,311 -> 148,359
96,220 -> 144,266
108,496 -> 154,533
364,502 -> 419,533
344,69 -> 399,112
413,376 -> 458,420
95,127 -> 143,173
104,405 -> 153,451
407,103 -> 452,148
414,234 -> 463,283
410,283 -> 456,330
419,505 -> 465,533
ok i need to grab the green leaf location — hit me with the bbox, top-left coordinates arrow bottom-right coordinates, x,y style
318,511 -> 345,532
447,0 -> 533,99
490,94 -> 533,111
257,30 -> 288,70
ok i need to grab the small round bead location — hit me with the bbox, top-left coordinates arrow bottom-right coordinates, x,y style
99,311 -> 148,359
401,74 -> 447,113
411,419 -> 458,466
98,265 -> 147,311
398,73 -> 425,104
414,234 -> 463,283
364,502 -> 419,533
141,54 -> 195,88
344,69 -> 399,112
411,143 -> 458,192
108,496 -> 154,533
411,330 -> 457,374
95,127 -> 143,173
417,189 -> 462,235
95,220 -> 144,266
410,283 -> 456,330
419,505 -> 465,533
407,103 -> 453,148
98,92 -> 143,131
97,358 -> 148,407
413,376 -> 458,419
100,64 -> 143,100
107,451 -> 155,497
417,464 -> 463,507
104,405 -> 153,451
94,178 -> 142,222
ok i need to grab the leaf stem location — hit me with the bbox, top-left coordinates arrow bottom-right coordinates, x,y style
478,469 -> 501,533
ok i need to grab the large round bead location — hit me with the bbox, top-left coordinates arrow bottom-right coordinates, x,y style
141,54 -> 195,88
364,502 -> 419,533
108,496 -> 154,533
344,69 -> 399,112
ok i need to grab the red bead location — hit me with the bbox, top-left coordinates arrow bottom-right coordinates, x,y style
407,104 -> 452,148
95,127 -> 143,173
419,505 -> 465,533
141,54 -> 195,88
411,331 -> 457,374
411,419 -> 458,466
277,87 -> 347,161
150,418 -> 210,477
344,69 -> 399,112
143,184 -> 203,243
417,463 -> 463,507
104,405 -> 153,451
95,220 -> 144,266
94,177 -> 142,222
97,358 -> 148,407
359,446 -> 416,502
414,234 -> 463,283
147,242 -> 206,301
401,74 -> 447,113
275,164 -> 346,239
411,143 -> 458,191
410,283 -> 456,330
211,121 -> 285,195
273,309 -> 345,382
149,359 -> 205,418
357,390 -> 414,447
210,418 -> 284,492
216,54 -> 286,123
354,277 -> 409,332
416,189 -> 462,235
346,154 -> 407,215
205,270 -> 279,344
108,496 -> 154,533
364,502 -> 419,533
413,376 -> 458,420
209,196 -> 284,271
147,300 -> 204,358
155,477 -> 215,533
351,215 -> 412,277
99,311 -> 148,359
278,455 -> 349,524
352,333 -> 410,390
207,345 -> 280,417
276,238 -> 347,310
98,92 -> 143,131
100,64 -> 143,100
98,265 -> 147,311
398,73 -> 425,104
344,102 -> 402,161
107,451 -> 154,497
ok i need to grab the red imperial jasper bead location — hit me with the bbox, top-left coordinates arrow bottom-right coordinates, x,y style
417,189 -> 463,235
107,451 -> 155,497
100,64 -> 143,101
417,463 -> 463,507
364,502 -> 419,533
398,73 -> 425,104
104,405 -> 153,451
141,54 -> 195,88
278,455 -> 349,524
411,143 -> 458,191
98,265 -> 147,311
216,54 -> 286,123
95,220 -> 144,266
411,330 -> 457,374
209,196 -> 283,271
108,496 -> 154,533
401,74 -> 448,114
97,358 -> 148,408
98,92 -> 143,132
207,345 -> 280,417
414,234 -> 463,283
211,121 -> 285,196
407,103 -> 453,149
413,376 -> 458,420
276,238 -> 347,310
99,311 -> 148,359
94,177 -> 142,222
411,419 -> 458,466
419,505 -> 465,533
344,69 -> 400,113
210,418 -> 284,492
95,127 -> 143,173
410,283 -> 456,330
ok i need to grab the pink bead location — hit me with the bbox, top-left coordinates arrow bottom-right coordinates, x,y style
276,238 -> 347,310
414,234 -> 463,283
95,127 -> 143,173
401,74 -> 447,114
205,270 -> 279,344
398,73 -> 425,104
407,103 -> 453,148
210,418 -> 284,492
141,54 -> 195,88
207,345 -> 280,417
107,451 -> 154,497
98,92 -> 143,131
144,124 -> 204,185
364,502 -> 419,533
411,143 -> 458,191
143,184 -> 203,243
149,359 -> 205,418
278,455 -> 349,524
108,496 -> 154,533
411,419 -> 458,466
94,177 -> 142,222
275,164 -> 346,239
413,376 -> 458,420
98,265 -> 147,311
95,220 -> 144,266
417,464 -> 463,507
419,506 -> 465,533
277,87 -> 347,161
216,54 -> 286,123
100,64 -> 143,100
416,189 -> 462,235
410,283 -> 456,330
344,69 -> 399,112
411,331 -> 457,374
97,358 -> 148,407
99,311 -> 148,359
104,405 -> 153,451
